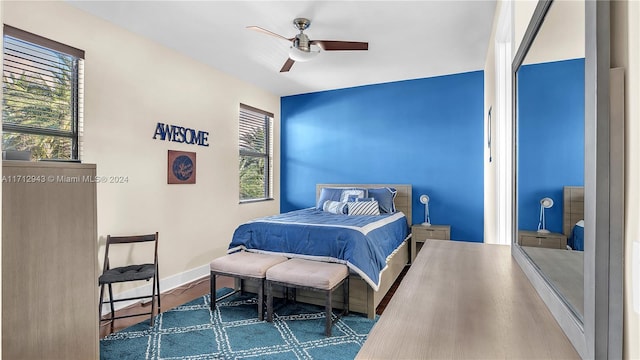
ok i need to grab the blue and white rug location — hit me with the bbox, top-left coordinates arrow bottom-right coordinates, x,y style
100,289 -> 377,359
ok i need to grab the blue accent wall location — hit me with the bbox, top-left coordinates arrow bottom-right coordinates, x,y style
281,71 -> 485,242
517,58 -> 585,233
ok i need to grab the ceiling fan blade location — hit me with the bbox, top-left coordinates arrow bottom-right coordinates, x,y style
311,40 -> 368,51
280,58 -> 295,73
246,26 -> 293,42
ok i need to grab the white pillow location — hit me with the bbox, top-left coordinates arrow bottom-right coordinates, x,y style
323,200 -> 348,214
348,200 -> 380,216
340,189 -> 367,202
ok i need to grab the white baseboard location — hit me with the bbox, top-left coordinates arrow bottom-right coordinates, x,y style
100,263 -> 210,315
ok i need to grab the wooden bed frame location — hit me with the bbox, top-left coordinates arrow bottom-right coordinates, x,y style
240,184 -> 412,318
563,186 -> 584,238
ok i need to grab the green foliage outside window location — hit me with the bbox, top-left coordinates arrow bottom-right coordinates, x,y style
3,36 -> 78,160
239,111 -> 270,201
239,155 -> 266,200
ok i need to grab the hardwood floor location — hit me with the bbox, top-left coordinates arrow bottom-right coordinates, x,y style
99,275 -> 233,338
100,267 -> 409,338
375,265 -> 409,315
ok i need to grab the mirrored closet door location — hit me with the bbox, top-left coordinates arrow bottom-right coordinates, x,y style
512,1 -> 623,358
515,0 -> 585,320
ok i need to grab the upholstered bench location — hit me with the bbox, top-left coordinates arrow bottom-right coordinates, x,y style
265,258 -> 349,336
210,251 -> 288,321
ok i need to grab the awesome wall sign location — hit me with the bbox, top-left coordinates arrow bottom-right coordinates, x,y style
153,122 -> 209,147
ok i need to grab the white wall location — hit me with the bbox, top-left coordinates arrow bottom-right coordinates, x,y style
522,0 -> 584,65
483,1 -> 499,244
513,0 -> 538,58
484,0 -> 514,247
3,1 -> 281,296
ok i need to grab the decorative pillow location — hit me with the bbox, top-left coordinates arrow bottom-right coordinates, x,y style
347,200 -> 380,216
340,188 -> 367,202
347,194 -> 375,202
367,187 -> 397,213
323,200 -> 348,214
316,188 -> 344,209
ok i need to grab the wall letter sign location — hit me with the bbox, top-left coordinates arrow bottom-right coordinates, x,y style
153,122 -> 209,147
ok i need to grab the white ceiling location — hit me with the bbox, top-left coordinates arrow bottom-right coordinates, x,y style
67,1 -> 497,97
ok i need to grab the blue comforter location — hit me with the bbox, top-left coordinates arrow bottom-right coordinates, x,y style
228,208 -> 410,290
569,221 -> 584,251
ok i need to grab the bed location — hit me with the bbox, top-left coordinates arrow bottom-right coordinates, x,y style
563,186 -> 584,251
229,184 -> 412,318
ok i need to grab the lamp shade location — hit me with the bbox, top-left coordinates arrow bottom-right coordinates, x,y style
288,45 -> 320,62
419,194 -> 430,204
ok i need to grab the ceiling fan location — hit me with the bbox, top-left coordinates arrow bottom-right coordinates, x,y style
247,18 -> 368,73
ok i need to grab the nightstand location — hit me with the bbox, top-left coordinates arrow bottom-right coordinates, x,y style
518,230 -> 567,249
410,224 -> 451,263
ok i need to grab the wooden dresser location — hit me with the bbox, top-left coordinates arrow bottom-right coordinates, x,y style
356,240 -> 579,359
2,161 -> 99,359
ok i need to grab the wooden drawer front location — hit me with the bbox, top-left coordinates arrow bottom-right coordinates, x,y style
413,228 -> 448,241
520,234 -> 565,249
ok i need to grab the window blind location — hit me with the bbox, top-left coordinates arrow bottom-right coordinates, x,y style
2,25 -> 84,160
239,104 -> 273,201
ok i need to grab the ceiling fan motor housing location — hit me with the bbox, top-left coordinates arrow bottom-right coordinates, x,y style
293,33 -> 311,52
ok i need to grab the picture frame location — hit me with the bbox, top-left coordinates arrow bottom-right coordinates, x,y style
167,150 -> 196,184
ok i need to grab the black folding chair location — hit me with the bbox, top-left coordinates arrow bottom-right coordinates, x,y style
98,232 -> 160,332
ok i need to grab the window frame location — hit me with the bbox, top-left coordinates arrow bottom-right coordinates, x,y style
2,25 -> 84,160
239,103 -> 273,203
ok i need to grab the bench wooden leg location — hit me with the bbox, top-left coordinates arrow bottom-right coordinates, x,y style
343,277 -> 349,316
258,279 -> 264,321
325,289 -> 333,336
210,271 -> 216,311
266,280 -> 274,322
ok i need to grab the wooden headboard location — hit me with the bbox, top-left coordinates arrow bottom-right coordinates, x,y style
316,184 -> 412,225
563,186 -> 584,237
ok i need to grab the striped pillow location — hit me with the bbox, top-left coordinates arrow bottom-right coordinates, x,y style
348,200 -> 380,216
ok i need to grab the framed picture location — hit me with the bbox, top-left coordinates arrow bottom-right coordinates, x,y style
168,150 -> 196,184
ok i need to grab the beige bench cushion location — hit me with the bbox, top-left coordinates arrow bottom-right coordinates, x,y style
266,258 -> 349,290
210,252 -> 288,278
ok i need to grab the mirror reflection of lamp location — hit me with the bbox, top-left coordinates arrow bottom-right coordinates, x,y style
537,197 -> 554,233
419,194 -> 431,226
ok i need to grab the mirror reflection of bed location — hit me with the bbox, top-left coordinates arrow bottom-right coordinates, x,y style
521,186 -> 584,317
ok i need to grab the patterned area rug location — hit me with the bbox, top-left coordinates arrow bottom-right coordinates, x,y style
101,288 -> 377,359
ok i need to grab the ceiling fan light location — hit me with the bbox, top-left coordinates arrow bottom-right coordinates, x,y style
288,45 -> 320,62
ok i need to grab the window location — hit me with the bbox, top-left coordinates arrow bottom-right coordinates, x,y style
2,25 -> 84,160
239,103 -> 273,201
